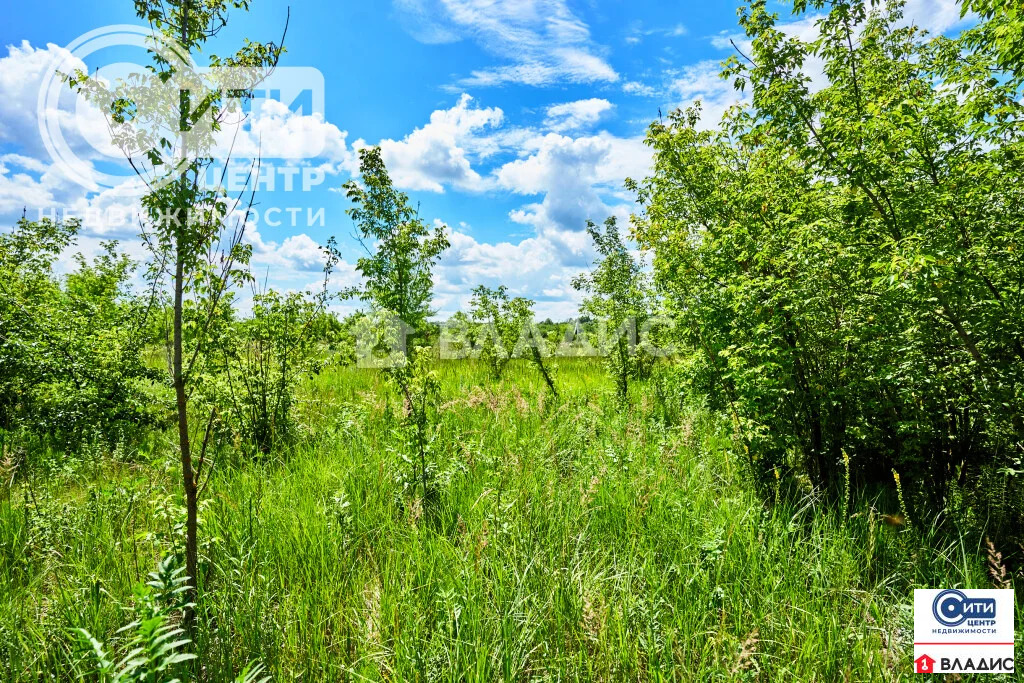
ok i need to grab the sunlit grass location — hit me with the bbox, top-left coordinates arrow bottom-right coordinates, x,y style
0,359 -> 1005,681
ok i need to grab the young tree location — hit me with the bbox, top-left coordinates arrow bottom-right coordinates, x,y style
341,147 -> 450,352
439,311 -> 476,360
469,285 -> 558,397
69,0 -> 287,615
572,217 -> 652,404
469,285 -> 524,380
336,150 -> 451,514
512,298 -> 559,400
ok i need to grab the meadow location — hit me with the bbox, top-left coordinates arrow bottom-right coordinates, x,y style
4,0 -> 1024,679
0,358 -> 1006,681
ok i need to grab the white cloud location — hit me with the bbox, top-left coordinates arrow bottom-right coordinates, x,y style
221,100 -> 358,170
903,0 -> 972,35
666,60 -> 748,129
544,98 -> 613,133
394,0 -> 618,87
378,94 -> 503,192
433,223 -> 584,318
0,38 -> 363,206
626,21 -> 689,45
1,153 -> 50,174
622,80 -> 657,97
0,40 -> 118,185
0,170 -> 57,215
495,131 -> 649,263
247,229 -> 329,274
328,96 -> 650,316
0,42 -> 77,152
0,155 -> 137,232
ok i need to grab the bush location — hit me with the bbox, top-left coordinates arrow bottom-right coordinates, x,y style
209,289 -> 328,457
632,0 -> 1024,526
0,218 -> 160,450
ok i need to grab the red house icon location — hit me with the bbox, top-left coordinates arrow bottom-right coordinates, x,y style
915,654 -> 936,674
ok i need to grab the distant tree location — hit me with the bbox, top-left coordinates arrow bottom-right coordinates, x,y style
213,286 -> 332,457
572,217 -> 652,403
340,147 -> 450,352
469,285 -> 523,379
440,311 -> 476,359
470,285 -> 557,397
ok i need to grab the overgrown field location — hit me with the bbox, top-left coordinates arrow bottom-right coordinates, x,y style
1,359 -> 1010,681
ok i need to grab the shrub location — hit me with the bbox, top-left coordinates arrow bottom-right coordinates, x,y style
632,0 -> 1024,519
0,218 -> 159,450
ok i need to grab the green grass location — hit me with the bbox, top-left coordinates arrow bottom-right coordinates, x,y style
0,358 -> 1012,680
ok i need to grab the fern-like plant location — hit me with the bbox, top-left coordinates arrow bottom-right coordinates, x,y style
74,556 -> 268,683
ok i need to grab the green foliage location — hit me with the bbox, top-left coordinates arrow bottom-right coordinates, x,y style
7,2 -> 1024,680
572,217 -> 654,404
439,311 -> 476,359
0,218 -> 158,448
73,0 -> 290,610
341,147 -> 450,344
390,346 -> 442,511
209,280 -> 334,457
73,555 -> 268,683
469,285 -> 558,398
468,285 -> 532,380
962,0 -> 1024,82
2,358 -> 1008,681
633,0 -> 1024,529
74,555 -> 196,681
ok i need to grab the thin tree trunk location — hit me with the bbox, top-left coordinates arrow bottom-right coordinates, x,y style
173,251 -> 199,623
531,346 -> 558,399
176,3 -> 199,624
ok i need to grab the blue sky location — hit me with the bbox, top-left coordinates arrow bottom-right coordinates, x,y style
0,0 -> 969,318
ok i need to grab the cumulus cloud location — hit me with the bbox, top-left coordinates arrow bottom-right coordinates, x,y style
433,223 -> 585,318
0,40 -> 120,188
247,229 -> 329,273
0,160 -> 59,215
495,131 -> 649,263
666,60 -> 748,129
1,42 -> 80,153
903,0 -> 973,35
0,32 -> 649,320
318,95 -> 651,316
378,94 -> 503,192
222,100 -> 358,169
394,0 -> 618,87
0,154 -> 142,238
544,98 -> 613,133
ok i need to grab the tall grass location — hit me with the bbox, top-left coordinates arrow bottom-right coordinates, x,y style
0,359 -> 1012,680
